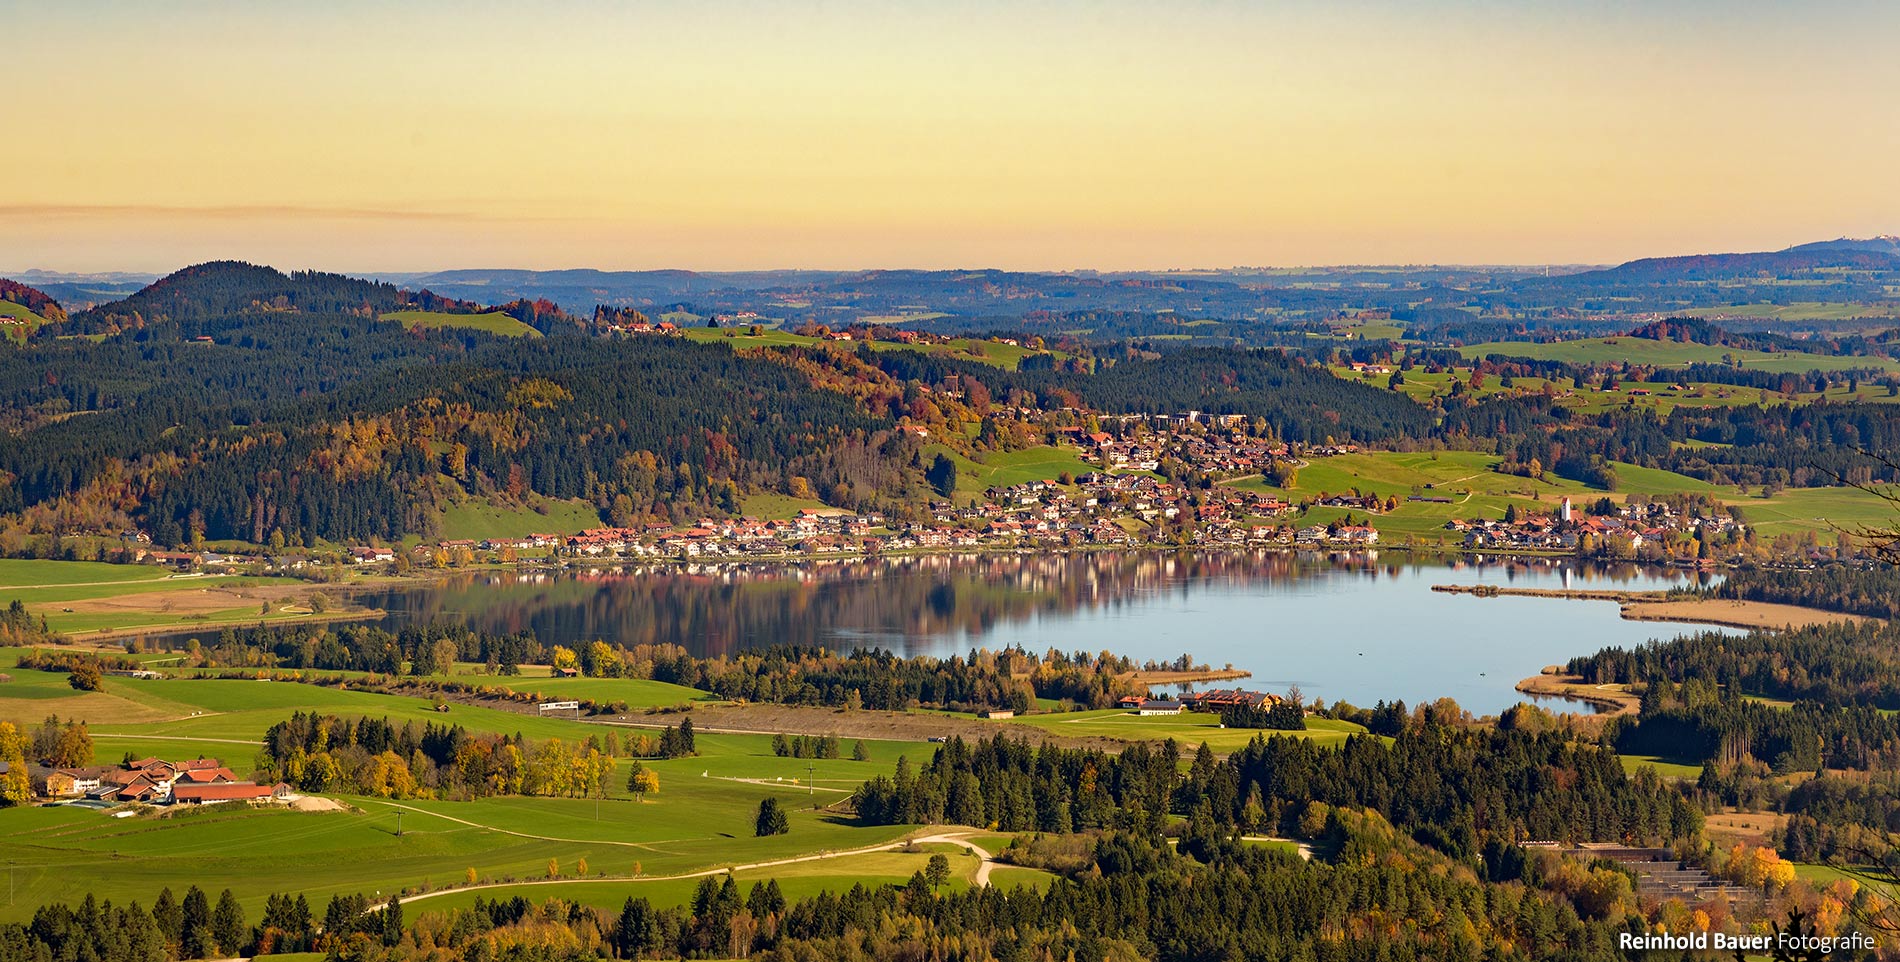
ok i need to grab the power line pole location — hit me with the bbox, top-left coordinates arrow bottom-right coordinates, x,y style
808,759 -> 815,799
396,810 -> 403,837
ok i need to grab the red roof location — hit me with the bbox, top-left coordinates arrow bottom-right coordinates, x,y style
177,767 -> 238,783
172,783 -> 276,802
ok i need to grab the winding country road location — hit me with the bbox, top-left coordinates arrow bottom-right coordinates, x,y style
376,831 -> 999,907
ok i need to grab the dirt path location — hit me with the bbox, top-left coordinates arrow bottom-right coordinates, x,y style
355,799 -> 671,851
380,830 -> 999,908
92,732 -> 257,746
576,703 -> 1128,752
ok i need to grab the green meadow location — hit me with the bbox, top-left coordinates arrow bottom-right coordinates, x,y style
382,310 -> 541,338
1227,448 -> 1888,543
682,326 -> 1064,371
435,498 -> 602,541
1004,709 -> 1371,753
737,491 -> 836,520
1458,337 -> 1900,374
925,443 -> 1099,501
0,647 -> 965,924
0,299 -> 46,339
1680,302 -> 1898,323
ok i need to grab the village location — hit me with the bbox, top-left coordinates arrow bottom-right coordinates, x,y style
99,411 -> 1748,576
3,754 -> 291,807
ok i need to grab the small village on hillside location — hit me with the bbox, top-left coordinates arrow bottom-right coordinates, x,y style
97,412 -> 1751,576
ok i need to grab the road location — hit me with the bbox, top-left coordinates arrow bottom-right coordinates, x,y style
373,831 -> 999,907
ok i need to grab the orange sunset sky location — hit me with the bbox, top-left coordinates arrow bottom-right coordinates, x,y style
5,1 -> 1898,272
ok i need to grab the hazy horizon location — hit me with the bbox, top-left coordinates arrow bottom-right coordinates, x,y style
7,1 -> 1899,273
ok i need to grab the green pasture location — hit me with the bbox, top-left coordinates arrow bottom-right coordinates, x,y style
1221,448 -> 1881,543
404,844 -> 1027,920
0,299 -> 44,339
737,492 -> 836,520
1618,754 -> 1704,779
382,310 -> 540,338
1679,302 -> 1898,323
0,657 -> 968,924
1003,708 -> 1369,753
436,498 -> 601,541
0,558 -> 203,590
681,326 -> 1063,371
925,444 -> 1098,501
1458,337 -> 1900,374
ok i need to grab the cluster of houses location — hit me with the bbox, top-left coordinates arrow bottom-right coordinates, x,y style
21,756 -> 290,806
1114,687 -> 1286,716
1448,497 -> 1743,553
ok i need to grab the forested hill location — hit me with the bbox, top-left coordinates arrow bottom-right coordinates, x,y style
869,346 -> 1431,442
0,279 -> 65,322
0,296 -> 912,546
58,261 -> 489,335
1553,248 -> 1900,285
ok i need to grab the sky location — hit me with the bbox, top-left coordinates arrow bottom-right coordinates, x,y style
5,0 -> 1898,273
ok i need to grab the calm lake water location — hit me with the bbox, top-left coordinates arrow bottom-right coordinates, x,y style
351,552 -> 1732,716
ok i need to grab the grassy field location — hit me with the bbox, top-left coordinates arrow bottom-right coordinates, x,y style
1733,485 -> 1899,541
436,498 -> 602,541
1005,709 -> 1370,753
405,842 -> 1037,919
1333,362 -> 1900,415
1225,449 -> 1890,543
0,558 -> 329,635
738,492 -> 837,520
1458,337 -> 1900,374
0,648 -> 971,923
1681,302 -> 1899,323
1618,754 -> 1704,778
925,444 -> 1099,501
382,310 -> 540,338
0,558 -> 192,589
682,327 -> 1064,371
1231,449 -> 1604,541
0,298 -> 46,339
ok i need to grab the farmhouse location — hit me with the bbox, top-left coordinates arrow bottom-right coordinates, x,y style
1130,698 -> 1184,716
1181,688 -> 1280,712
47,766 -> 108,796
170,782 -> 290,805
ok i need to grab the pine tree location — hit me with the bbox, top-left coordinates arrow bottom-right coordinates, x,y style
212,889 -> 246,957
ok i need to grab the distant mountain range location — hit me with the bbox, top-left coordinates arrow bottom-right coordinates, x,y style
8,236 -> 1897,330
1784,235 -> 1900,255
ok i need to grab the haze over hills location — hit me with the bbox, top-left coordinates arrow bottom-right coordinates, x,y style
10,235 -> 1895,322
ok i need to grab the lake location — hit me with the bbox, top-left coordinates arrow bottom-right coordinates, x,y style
350,551 -> 1732,715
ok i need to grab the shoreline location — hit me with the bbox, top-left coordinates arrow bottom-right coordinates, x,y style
1514,671 -> 1639,717
1431,584 -> 1864,632
1124,668 -> 1252,686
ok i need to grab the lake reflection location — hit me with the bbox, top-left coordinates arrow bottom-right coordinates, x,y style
355,552 -> 1730,716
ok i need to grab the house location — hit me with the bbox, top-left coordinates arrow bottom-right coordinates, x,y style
552,667 -> 579,678
1132,698 -> 1184,716
1335,524 -> 1380,545
174,767 -> 239,785
1182,689 -> 1277,712
170,782 -> 285,805
978,708 -> 1016,720
350,546 -> 395,564
48,766 -> 108,796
